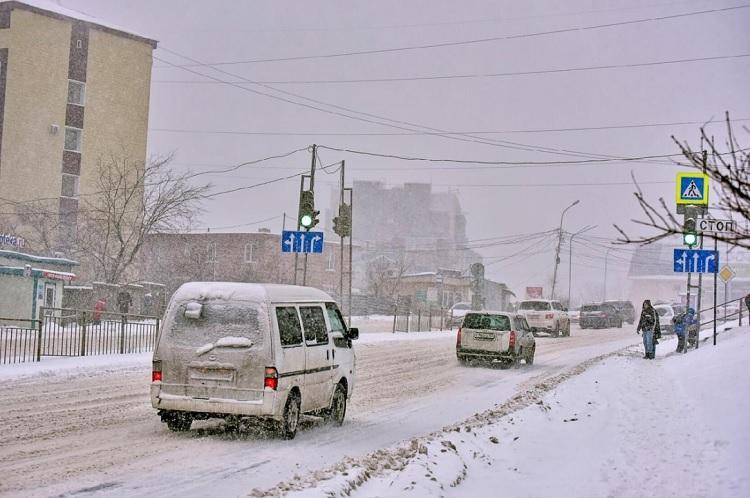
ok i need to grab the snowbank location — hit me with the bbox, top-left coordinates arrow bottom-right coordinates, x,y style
0,352 -> 150,381
272,327 -> 750,498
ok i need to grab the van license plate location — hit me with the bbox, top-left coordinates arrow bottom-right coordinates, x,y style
473,331 -> 496,341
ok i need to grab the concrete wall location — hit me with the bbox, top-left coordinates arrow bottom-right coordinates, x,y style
0,9 -> 69,203
80,27 -> 152,198
0,273 -> 33,321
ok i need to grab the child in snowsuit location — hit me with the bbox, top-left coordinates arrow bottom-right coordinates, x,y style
673,308 -> 697,353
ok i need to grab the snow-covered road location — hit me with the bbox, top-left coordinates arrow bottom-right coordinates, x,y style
0,325 -> 642,497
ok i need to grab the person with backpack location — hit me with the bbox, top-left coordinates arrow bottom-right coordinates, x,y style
636,300 -> 660,359
673,307 -> 697,353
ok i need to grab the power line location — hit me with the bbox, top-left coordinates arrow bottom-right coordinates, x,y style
314,144 -> 689,166
153,53 -> 750,85
155,4 -> 749,67
150,117 -> 750,137
155,47 -> 673,164
153,0 -> 712,34
189,214 -> 283,232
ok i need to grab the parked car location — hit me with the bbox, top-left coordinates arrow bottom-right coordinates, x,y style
568,308 -> 581,324
654,304 -> 675,334
517,299 -> 570,337
456,311 -> 535,368
579,303 -> 623,329
603,300 -> 636,324
151,282 -> 359,439
449,302 -> 472,327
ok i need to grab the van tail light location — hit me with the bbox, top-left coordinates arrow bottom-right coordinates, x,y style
152,360 -> 162,382
264,367 -> 278,390
545,313 -> 554,319
509,331 -> 516,350
456,328 -> 462,349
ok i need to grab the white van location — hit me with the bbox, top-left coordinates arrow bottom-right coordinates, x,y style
151,282 -> 358,439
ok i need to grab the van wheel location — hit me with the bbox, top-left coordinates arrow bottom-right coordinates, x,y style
280,392 -> 301,439
325,384 -> 347,426
165,413 -> 192,432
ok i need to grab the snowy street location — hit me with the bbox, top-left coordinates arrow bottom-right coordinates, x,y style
0,324 -> 641,497
279,327 -> 750,498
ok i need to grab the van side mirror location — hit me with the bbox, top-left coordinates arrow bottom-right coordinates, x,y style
347,327 -> 359,340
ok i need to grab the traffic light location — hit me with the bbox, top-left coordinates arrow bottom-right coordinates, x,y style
333,203 -> 351,237
299,190 -> 319,230
682,206 -> 698,247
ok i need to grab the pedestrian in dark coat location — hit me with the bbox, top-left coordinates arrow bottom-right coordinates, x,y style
636,300 -> 660,359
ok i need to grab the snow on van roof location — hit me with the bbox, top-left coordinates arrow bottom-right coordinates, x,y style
172,282 -> 334,303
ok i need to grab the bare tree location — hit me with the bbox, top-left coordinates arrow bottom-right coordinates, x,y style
0,198 -> 64,255
75,154 -> 210,284
614,113 -> 750,249
366,254 -> 410,299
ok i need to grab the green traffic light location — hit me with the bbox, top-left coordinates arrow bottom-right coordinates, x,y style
300,214 -> 313,228
683,232 -> 698,247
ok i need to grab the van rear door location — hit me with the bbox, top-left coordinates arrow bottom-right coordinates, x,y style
161,300 -> 270,403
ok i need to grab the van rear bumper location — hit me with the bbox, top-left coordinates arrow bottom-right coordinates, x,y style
151,384 -> 282,419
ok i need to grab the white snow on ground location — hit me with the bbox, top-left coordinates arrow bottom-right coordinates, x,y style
0,352 -> 151,382
0,325 -> 641,497
277,327 -> 750,498
0,328 -> 448,381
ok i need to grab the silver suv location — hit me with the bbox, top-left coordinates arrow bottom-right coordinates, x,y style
517,299 -> 570,337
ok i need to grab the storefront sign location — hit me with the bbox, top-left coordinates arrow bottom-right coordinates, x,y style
0,233 -> 25,248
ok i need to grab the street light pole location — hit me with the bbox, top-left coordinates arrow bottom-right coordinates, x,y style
568,225 -> 596,308
551,200 -> 580,300
603,247 -> 614,301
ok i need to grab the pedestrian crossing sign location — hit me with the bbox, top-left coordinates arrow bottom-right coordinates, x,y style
675,172 -> 709,206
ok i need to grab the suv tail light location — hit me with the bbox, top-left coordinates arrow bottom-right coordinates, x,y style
545,313 -> 554,319
456,328 -> 462,348
152,360 -> 162,382
264,367 -> 278,390
509,330 -> 516,350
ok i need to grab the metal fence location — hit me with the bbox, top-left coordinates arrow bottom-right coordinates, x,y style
0,308 -> 159,365
392,306 -> 448,333
0,318 -> 41,364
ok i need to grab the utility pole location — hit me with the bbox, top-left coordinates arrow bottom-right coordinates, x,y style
294,144 -> 318,285
551,200 -> 579,299
568,225 -> 596,308
603,247 -> 614,301
345,187 -> 354,326
339,162 -> 345,306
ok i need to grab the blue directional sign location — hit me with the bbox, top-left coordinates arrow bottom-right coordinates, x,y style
673,249 -> 719,273
281,230 -> 324,254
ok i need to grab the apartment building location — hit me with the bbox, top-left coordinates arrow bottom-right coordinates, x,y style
0,0 -> 156,249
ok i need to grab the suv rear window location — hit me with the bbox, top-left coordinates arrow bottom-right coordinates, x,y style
170,301 -> 262,346
520,301 -> 551,311
462,313 -> 511,331
581,304 -> 601,312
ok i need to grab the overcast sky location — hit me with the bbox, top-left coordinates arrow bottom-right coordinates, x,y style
59,0 -> 750,300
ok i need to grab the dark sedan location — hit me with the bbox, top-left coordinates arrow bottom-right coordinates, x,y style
579,303 -> 623,329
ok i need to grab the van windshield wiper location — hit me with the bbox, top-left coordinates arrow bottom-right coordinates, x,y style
195,336 -> 254,356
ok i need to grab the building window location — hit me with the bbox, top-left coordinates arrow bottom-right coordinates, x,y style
64,127 -> 82,152
61,173 -> 80,199
326,251 -> 335,271
67,80 -> 85,105
244,243 -> 255,263
206,241 -> 217,262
